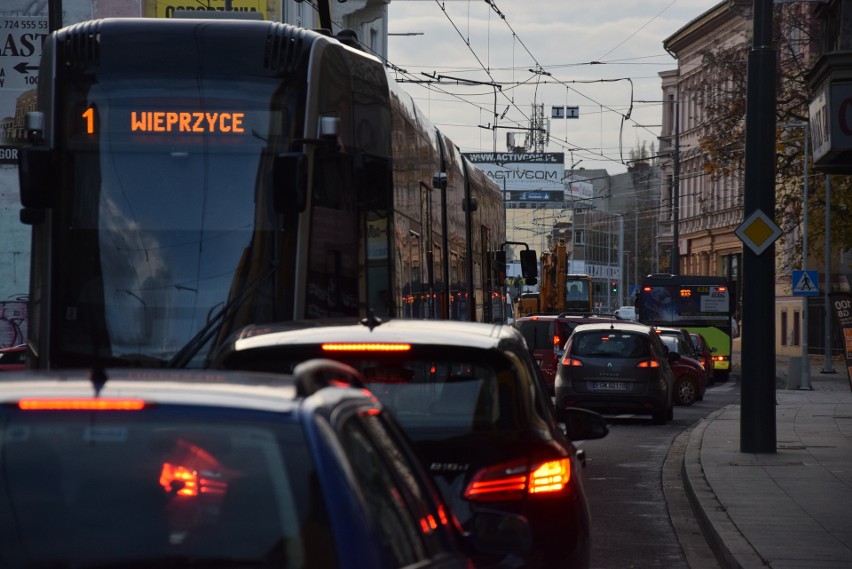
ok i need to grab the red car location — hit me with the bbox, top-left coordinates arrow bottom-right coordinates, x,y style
0,345 -> 26,372
658,335 -> 706,405
689,332 -> 715,386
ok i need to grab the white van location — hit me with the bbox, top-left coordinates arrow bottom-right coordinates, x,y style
614,306 -> 637,321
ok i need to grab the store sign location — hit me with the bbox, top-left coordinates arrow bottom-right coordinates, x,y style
464,152 -> 565,191
809,81 -> 852,169
154,0 -> 268,18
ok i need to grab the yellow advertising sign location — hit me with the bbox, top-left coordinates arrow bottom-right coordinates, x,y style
146,0 -> 271,20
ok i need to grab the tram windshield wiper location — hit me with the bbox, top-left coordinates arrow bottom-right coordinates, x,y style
166,263 -> 278,368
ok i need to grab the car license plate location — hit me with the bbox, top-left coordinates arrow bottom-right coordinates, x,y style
591,381 -> 628,391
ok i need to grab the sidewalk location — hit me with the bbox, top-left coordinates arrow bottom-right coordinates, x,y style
680,350 -> 852,568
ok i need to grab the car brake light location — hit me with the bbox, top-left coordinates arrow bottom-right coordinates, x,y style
18,398 -> 146,411
322,343 -> 411,352
561,356 -> 583,366
712,355 -> 729,362
529,459 -> 571,494
637,360 -> 660,368
553,334 -> 561,347
464,458 -> 571,502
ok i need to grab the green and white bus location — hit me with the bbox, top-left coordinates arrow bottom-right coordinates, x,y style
636,273 -> 734,382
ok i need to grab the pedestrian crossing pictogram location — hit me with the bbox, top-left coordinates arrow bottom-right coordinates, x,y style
792,270 -> 819,296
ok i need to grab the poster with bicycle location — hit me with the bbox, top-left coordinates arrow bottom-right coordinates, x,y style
0,299 -> 26,348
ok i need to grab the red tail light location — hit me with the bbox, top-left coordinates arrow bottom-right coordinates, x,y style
561,355 -> 583,366
18,398 -> 146,411
637,359 -> 660,368
553,334 -> 562,347
464,458 -> 571,502
322,343 -> 411,352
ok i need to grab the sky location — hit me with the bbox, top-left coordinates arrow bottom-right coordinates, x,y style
386,0 -> 724,175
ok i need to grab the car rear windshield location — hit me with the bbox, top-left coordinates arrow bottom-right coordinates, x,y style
0,407 -> 334,568
516,320 -> 554,351
571,331 -> 649,358
352,357 -> 526,438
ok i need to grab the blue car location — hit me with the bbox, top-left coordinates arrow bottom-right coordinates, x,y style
0,360 -> 529,568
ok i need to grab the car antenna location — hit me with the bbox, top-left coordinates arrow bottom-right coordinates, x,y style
360,310 -> 383,331
90,365 -> 108,398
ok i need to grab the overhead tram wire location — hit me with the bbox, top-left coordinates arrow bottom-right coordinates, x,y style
384,1 -> 653,163
393,1 -> 655,163
477,0 -> 667,163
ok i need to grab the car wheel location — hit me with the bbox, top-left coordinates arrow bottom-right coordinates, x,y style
675,377 -> 697,406
714,370 -> 730,383
666,404 -> 674,421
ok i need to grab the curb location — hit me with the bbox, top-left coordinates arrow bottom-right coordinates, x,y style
680,407 -> 767,569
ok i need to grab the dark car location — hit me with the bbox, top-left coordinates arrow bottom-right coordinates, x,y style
555,322 -> 676,424
0,344 -> 27,371
658,334 -> 707,405
689,332 -> 715,386
0,361 -> 526,568
212,318 -> 610,569
515,313 -> 618,394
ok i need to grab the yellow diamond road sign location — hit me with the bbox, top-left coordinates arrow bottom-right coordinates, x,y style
734,209 -> 782,255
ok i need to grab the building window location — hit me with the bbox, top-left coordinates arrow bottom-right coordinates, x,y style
781,310 -> 788,347
793,310 -> 801,346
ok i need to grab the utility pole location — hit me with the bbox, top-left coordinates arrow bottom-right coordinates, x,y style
672,97 -> 680,275
740,0 -> 777,454
48,0 -> 62,31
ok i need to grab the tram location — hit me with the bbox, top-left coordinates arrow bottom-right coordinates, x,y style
17,17 -> 513,368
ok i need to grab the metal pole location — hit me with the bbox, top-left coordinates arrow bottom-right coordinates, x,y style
49,0 -> 62,31
823,174 -> 836,374
740,0 -> 776,453
672,98 -> 680,275
800,124 -> 812,389
618,215 -> 624,306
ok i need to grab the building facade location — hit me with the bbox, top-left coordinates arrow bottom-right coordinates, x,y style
659,1 -> 748,314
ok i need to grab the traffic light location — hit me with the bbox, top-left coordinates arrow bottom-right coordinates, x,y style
493,250 -> 507,283
611,280 -> 618,294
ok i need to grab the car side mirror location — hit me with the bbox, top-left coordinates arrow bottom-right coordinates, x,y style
555,407 -> 609,441
668,351 -> 681,363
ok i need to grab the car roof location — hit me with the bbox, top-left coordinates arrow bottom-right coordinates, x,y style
570,321 -> 654,335
515,313 -> 617,323
653,326 -> 689,333
226,319 -> 521,353
0,367 -> 361,413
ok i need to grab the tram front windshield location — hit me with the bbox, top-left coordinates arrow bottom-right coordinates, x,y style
54,75 -> 300,367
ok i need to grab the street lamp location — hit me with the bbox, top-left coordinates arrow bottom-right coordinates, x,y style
783,121 -> 812,390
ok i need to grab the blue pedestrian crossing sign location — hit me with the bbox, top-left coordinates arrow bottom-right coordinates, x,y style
792,270 -> 819,296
